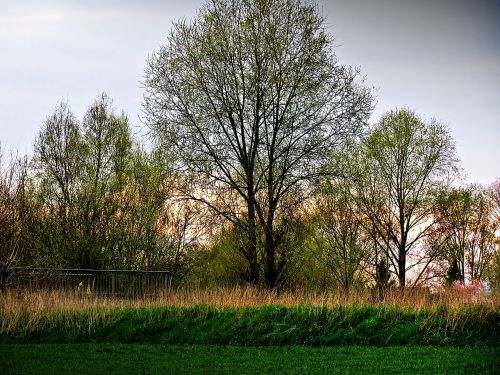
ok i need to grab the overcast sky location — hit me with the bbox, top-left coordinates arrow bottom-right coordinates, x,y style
1,0 -> 499,184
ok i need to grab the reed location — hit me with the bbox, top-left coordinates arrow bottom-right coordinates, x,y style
2,286 -> 499,313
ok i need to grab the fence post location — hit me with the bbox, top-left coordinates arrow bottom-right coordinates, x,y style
111,272 -> 116,295
164,273 -> 172,291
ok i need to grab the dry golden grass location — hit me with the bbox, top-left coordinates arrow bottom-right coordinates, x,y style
1,287 -> 499,338
2,286 -> 499,314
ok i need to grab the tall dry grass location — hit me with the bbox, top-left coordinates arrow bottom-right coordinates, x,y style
2,286 -> 499,313
1,287 -> 499,338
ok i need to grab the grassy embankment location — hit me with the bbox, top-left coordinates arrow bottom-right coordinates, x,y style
1,288 -> 499,346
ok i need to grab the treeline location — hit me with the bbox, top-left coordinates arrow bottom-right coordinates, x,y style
1,0 -> 499,292
1,97 -> 499,292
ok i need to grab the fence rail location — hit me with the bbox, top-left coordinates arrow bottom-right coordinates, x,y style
8,268 -> 173,297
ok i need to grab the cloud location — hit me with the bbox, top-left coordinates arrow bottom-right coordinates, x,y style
0,9 -> 69,43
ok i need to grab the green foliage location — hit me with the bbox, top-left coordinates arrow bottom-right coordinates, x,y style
29,93 -> 197,274
185,227 -> 250,288
310,178 -> 371,292
283,232 -> 338,292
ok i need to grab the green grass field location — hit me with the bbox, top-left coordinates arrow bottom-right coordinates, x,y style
1,344 -> 499,374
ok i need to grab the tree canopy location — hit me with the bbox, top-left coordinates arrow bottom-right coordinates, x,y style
144,0 -> 373,288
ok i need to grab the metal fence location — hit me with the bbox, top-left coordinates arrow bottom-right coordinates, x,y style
9,268 -> 172,297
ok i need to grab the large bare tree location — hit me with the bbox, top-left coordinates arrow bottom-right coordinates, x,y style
144,0 -> 373,288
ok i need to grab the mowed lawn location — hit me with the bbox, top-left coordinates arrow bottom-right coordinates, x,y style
1,344 -> 498,374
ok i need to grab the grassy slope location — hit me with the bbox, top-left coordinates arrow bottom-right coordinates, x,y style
1,344 -> 499,374
2,304 -> 499,346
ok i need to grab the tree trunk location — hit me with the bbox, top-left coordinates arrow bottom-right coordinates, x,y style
398,246 -> 406,288
263,220 -> 278,290
264,234 -> 277,290
246,222 -> 259,286
246,191 -> 259,286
